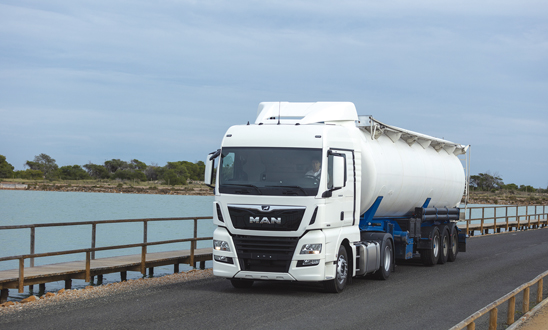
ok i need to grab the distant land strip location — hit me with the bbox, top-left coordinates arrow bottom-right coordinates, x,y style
0,182 -> 214,196
1,182 -> 547,204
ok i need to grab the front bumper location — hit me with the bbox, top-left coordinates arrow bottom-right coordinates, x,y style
212,227 -> 329,282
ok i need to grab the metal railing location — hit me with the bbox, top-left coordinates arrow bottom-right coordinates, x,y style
460,205 -> 547,236
0,216 -> 213,293
450,270 -> 548,330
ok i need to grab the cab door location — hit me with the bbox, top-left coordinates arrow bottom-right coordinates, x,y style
326,149 -> 356,227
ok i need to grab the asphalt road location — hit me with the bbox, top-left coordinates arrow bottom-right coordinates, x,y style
2,228 -> 547,330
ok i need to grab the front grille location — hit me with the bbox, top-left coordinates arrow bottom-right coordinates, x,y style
233,235 -> 299,273
228,206 -> 305,231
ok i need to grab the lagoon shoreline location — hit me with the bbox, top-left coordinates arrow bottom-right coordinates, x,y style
2,182 -> 546,205
0,182 -> 214,196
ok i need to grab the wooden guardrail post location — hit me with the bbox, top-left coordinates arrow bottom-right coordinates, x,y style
142,220 -> 148,275
523,287 -> 530,313
18,257 -> 25,293
191,218 -> 197,268
505,206 -> 509,232
85,251 -> 91,282
493,208 -> 497,233
30,227 -> 35,267
143,220 -> 148,244
467,322 -> 475,330
507,295 -> 516,325
537,278 -> 544,304
526,206 -> 530,229
516,206 -> 520,231
480,207 -> 485,235
141,245 -> 147,275
488,308 -> 497,330
91,223 -> 96,260
467,208 -> 472,236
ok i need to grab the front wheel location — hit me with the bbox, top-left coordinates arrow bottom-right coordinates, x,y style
324,245 -> 348,293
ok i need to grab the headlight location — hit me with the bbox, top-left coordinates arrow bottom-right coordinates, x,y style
213,240 -> 231,252
300,243 -> 322,254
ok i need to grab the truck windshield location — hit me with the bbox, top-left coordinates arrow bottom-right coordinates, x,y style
218,147 -> 323,196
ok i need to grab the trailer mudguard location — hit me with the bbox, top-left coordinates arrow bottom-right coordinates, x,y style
417,225 -> 437,250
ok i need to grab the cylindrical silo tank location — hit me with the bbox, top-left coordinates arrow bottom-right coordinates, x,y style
352,121 -> 466,217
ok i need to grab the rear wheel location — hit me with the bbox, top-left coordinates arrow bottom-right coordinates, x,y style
230,279 -> 254,289
421,227 -> 440,266
374,238 -> 393,280
438,227 -> 449,264
448,226 -> 459,262
324,245 -> 348,293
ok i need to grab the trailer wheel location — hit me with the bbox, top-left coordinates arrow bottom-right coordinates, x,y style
438,227 -> 449,264
421,227 -> 440,266
448,226 -> 459,262
230,279 -> 254,289
324,245 -> 348,293
374,238 -> 393,280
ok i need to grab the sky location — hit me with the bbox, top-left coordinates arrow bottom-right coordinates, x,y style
1,0 -> 547,188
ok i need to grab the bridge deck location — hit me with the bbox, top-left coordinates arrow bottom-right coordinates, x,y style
0,248 -> 212,293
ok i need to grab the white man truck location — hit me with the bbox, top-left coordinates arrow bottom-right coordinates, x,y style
204,102 -> 468,293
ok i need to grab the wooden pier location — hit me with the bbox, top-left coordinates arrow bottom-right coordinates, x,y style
0,248 -> 212,302
458,218 -> 547,236
0,216 -> 213,303
457,205 -> 547,236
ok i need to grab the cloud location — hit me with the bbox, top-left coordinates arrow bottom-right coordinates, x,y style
1,0 -> 547,186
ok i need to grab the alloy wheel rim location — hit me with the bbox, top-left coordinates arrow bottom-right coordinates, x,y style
337,255 -> 348,284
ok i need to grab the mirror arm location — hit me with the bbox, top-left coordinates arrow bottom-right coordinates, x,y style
205,149 -> 221,188
321,186 -> 342,198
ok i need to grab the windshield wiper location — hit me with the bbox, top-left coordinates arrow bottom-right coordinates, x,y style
222,183 -> 262,194
266,185 -> 308,196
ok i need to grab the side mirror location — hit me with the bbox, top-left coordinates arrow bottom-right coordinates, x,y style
332,155 -> 346,189
204,149 -> 220,187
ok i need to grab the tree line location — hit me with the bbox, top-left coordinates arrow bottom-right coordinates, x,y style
470,172 -> 546,193
0,154 -> 205,186
1,154 -> 545,191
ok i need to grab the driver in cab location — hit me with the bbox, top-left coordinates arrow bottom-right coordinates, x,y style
305,159 -> 321,178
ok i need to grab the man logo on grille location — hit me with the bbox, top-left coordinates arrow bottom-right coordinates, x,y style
250,217 -> 281,224
261,205 -> 270,211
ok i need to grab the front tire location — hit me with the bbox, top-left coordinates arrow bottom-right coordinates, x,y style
324,245 -> 348,293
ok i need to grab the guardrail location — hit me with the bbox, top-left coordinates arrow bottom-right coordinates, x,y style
0,216 -> 212,266
450,270 -> 548,330
0,217 -> 213,293
460,205 -> 547,236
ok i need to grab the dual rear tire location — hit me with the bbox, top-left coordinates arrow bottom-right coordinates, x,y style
421,225 -> 457,266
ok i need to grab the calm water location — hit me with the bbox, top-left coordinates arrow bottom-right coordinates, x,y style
0,190 -> 214,299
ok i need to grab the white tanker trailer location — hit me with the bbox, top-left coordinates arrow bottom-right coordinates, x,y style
205,102 -> 469,292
